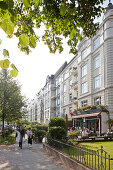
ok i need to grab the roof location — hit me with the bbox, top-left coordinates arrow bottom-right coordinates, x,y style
72,113 -> 100,119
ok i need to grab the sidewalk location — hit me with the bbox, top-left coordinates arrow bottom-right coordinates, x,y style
0,142 -> 64,170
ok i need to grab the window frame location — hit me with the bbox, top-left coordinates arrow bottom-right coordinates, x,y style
81,48 -> 87,60
94,75 -> 101,89
93,36 -> 100,50
94,97 -> 101,105
82,82 -> 88,94
81,100 -> 88,107
81,64 -> 87,77
94,55 -> 100,70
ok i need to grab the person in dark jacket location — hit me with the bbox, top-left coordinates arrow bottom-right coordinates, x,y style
18,125 -> 25,149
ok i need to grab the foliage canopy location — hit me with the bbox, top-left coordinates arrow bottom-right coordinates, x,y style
0,70 -> 26,133
0,0 -> 105,76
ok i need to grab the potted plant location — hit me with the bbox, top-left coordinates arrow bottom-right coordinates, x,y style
34,130 -> 46,143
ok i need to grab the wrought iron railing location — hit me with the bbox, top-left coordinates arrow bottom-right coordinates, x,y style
46,138 -> 113,170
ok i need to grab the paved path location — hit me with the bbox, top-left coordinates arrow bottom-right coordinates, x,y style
0,142 -> 64,170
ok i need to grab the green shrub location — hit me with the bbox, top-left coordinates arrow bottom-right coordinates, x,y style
68,119 -> 73,128
49,126 -> 66,140
34,129 -> 46,142
49,117 -> 66,129
68,130 -> 80,140
0,134 -> 15,145
32,128 -> 37,134
3,128 -> 14,136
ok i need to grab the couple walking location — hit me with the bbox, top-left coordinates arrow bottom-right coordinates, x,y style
16,125 -> 33,149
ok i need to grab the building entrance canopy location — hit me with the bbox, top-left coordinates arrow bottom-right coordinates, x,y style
72,113 -> 100,119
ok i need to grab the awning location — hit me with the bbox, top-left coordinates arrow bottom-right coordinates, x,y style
72,113 -> 100,119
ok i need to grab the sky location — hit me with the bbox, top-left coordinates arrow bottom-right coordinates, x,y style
0,0 -> 109,100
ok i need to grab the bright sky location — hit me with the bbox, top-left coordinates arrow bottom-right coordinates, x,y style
0,0 -> 109,100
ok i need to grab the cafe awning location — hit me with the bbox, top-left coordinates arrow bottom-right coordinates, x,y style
72,113 -> 100,119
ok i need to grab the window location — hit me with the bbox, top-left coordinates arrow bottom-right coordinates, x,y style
69,107 -> 72,113
94,97 -> 101,105
69,79 -> 72,90
69,68 -> 72,75
63,108 -> 66,114
81,48 -> 87,59
94,56 -> 100,69
63,73 -> 66,81
93,37 -> 100,50
69,93 -> 72,101
94,75 -> 101,89
57,98 -> 60,105
63,96 -> 66,105
63,84 -> 66,93
81,100 -> 88,107
81,64 -> 87,77
82,82 -> 88,94
56,87 -> 60,95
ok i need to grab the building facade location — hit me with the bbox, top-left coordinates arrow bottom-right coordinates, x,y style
26,4 -> 113,134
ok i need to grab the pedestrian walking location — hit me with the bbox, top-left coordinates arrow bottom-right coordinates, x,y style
16,125 -> 25,149
27,128 -> 33,147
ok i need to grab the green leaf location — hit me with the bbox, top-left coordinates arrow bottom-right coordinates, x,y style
10,63 -> 16,70
69,29 -> 77,39
60,3 -> 67,16
29,36 -> 36,48
0,39 -> 2,45
4,0 -> 14,8
78,34 -> 82,41
23,0 -> 30,8
0,59 -> 10,69
3,49 -> 9,57
63,19 -> 70,27
19,34 -> 29,48
10,64 -> 18,77
1,12 -> 14,35
10,69 -> 18,77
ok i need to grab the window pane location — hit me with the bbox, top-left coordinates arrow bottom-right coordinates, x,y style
94,97 -> 101,105
81,64 -> 87,77
93,37 -> 100,50
63,84 -> 66,93
82,82 -> 88,93
94,76 -> 101,89
81,100 -> 88,107
94,56 -> 100,69
81,48 -> 87,59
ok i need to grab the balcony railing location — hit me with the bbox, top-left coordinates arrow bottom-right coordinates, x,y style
72,67 -> 78,76
51,84 -> 56,91
51,95 -> 56,100
72,97 -> 78,104
71,81 -> 78,90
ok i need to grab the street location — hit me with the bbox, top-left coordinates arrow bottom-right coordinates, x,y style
0,142 -> 64,170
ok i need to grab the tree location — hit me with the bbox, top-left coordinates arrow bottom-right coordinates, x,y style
0,69 -> 26,135
0,0 -> 105,75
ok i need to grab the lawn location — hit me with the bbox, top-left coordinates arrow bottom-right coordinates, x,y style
79,141 -> 113,169
79,141 -> 113,158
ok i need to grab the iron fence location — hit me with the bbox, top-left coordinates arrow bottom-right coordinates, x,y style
46,138 -> 113,170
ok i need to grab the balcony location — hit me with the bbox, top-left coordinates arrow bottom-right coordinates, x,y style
40,102 -> 44,106
71,81 -> 78,90
51,84 -> 56,91
73,97 -> 78,104
40,109 -> 44,113
72,67 -> 78,76
51,95 -> 56,100
50,103 -> 56,110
